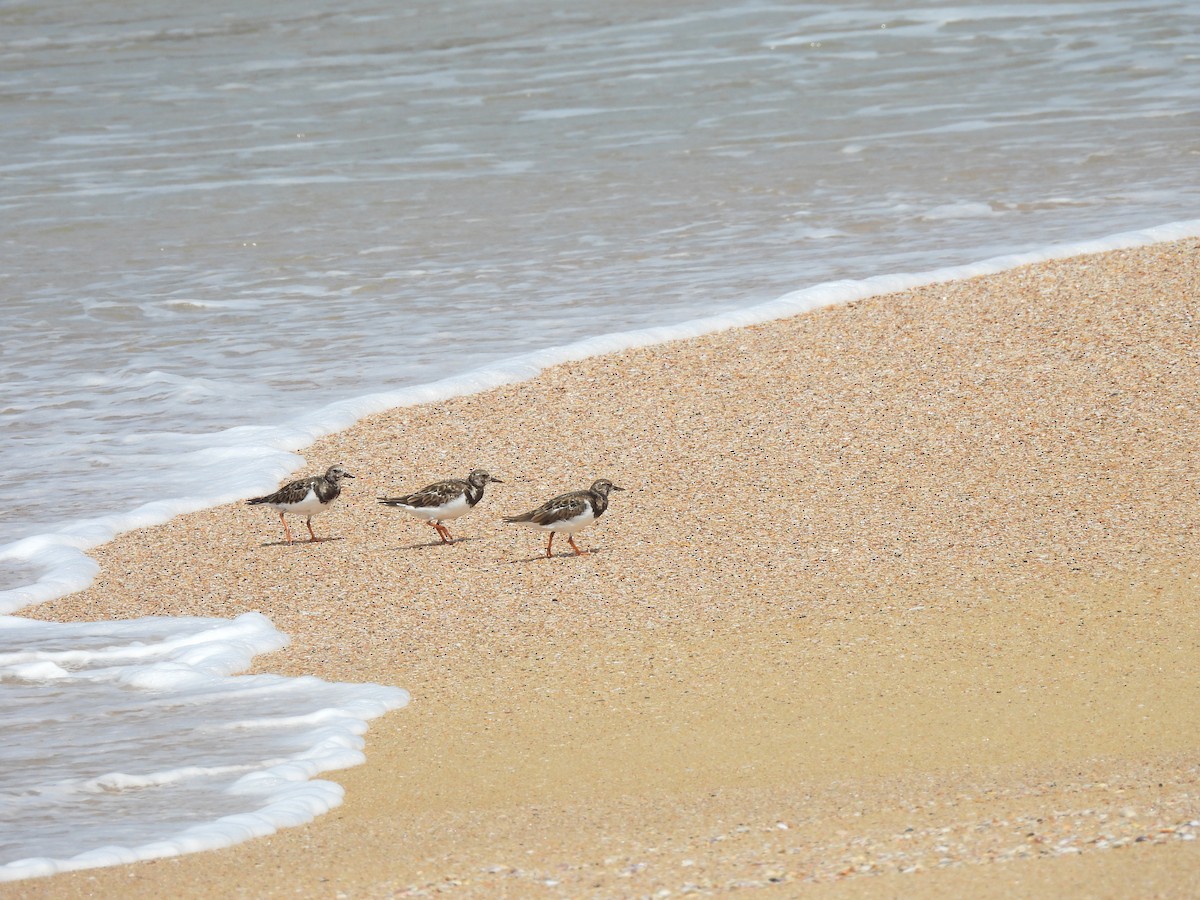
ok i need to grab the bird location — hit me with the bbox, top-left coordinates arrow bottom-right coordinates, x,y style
503,479 -> 625,558
245,464 -> 355,544
377,469 -> 503,544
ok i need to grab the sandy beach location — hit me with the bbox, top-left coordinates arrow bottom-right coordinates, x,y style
14,239 -> 1200,897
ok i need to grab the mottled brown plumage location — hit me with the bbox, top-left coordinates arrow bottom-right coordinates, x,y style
378,469 -> 502,544
503,479 -> 624,557
246,464 -> 354,544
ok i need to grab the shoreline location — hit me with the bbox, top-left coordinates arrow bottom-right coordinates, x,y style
5,220 -> 1198,617
14,238 -> 1200,896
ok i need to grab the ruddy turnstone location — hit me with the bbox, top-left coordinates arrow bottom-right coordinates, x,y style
503,479 -> 625,558
377,469 -> 503,544
246,464 -> 355,544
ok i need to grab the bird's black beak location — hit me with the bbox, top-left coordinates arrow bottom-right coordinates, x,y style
612,485 -> 626,491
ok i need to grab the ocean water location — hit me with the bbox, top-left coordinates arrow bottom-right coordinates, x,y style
1,0 -> 1198,880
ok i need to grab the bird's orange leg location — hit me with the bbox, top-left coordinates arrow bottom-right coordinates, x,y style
279,512 -> 294,544
306,517 -> 320,542
437,523 -> 455,544
544,533 -> 555,558
567,535 -> 588,556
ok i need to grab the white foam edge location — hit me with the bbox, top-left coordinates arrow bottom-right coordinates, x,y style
0,609 -> 407,882
0,611 -> 288,676
0,681 -> 406,883
3,216 -> 1199,617
0,780 -> 343,882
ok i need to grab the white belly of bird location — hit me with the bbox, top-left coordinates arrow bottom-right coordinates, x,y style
546,508 -> 596,534
277,489 -> 327,517
404,494 -> 471,523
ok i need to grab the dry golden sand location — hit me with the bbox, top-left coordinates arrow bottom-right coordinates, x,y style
13,239 -> 1200,898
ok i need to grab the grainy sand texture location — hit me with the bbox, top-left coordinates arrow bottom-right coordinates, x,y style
16,239 -> 1200,898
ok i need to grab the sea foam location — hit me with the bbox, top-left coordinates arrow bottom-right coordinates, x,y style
0,612 -> 407,881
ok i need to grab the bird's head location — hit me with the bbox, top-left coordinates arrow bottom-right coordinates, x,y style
590,479 -> 625,497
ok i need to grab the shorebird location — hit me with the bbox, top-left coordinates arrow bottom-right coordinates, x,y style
377,469 -> 503,544
503,479 -> 625,558
246,464 -> 355,544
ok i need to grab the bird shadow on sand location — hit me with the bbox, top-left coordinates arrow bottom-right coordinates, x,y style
390,536 -> 480,552
258,536 -> 347,549
501,546 -> 604,565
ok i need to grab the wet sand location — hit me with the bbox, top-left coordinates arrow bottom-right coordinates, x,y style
15,239 -> 1200,897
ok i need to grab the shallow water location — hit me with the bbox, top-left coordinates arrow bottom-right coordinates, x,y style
1,0 -> 1198,879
